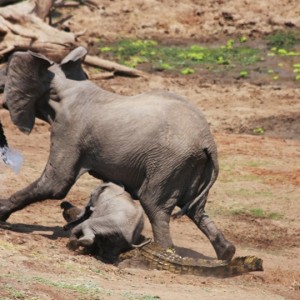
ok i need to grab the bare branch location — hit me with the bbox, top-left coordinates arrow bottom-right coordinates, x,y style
84,55 -> 146,77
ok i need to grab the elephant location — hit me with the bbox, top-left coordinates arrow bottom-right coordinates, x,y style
0,47 -> 235,260
61,182 -> 146,261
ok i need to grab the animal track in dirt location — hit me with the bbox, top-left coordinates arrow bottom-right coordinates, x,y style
245,167 -> 300,186
241,112 -> 300,140
1,1 -> 300,299
224,215 -> 300,250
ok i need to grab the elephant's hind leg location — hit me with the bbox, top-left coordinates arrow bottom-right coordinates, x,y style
187,206 -> 236,260
139,159 -> 197,249
139,188 -> 178,249
78,222 -> 96,246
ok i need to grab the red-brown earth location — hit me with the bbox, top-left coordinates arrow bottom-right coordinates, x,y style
0,1 -> 300,299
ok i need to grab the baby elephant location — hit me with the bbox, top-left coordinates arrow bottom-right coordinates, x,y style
61,182 -> 146,261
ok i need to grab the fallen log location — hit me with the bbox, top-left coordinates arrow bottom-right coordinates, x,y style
0,0 -> 145,78
89,71 -> 115,80
0,0 -> 77,62
84,55 -> 146,77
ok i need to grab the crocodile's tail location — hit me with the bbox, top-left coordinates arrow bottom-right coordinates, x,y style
173,146 -> 219,218
139,243 -> 263,277
225,256 -> 264,276
180,255 -> 263,277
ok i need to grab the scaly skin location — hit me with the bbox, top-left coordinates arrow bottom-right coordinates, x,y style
61,203 -> 263,276
119,242 -> 263,277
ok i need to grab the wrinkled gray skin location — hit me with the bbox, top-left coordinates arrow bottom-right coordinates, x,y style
0,47 -> 235,260
65,182 -> 145,260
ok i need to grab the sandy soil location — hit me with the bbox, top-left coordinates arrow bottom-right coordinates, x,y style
0,1 -> 300,299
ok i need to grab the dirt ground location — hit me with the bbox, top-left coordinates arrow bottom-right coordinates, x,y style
0,0 -> 300,299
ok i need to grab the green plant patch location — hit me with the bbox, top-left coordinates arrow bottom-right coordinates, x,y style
3,284 -> 26,299
266,30 -> 300,49
98,39 -> 261,74
249,208 -> 265,218
229,207 -> 283,220
97,33 -> 300,83
32,277 -> 101,294
180,67 -> 195,75
268,212 -> 284,220
252,126 -> 265,135
245,160 -> 272,168
239,70 -> 249,77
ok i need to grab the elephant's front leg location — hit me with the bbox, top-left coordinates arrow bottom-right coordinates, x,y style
0,149 -> 80,221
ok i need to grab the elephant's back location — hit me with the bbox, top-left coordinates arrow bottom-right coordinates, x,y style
80,90 -> 216,191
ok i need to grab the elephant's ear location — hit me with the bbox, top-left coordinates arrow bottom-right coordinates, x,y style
4,51 -> 53,134
60,47 -> 88,80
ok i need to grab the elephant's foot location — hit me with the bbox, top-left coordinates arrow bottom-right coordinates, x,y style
67,237 -> 79,250
0,199 -> 12,222
213,238 -> 236,261
198,215 -> 236,261
79,236 -> 94,247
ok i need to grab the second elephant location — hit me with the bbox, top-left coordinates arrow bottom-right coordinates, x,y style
62,182 -> 145,260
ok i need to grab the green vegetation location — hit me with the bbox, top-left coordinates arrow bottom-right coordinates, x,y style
249,208 -> 265,218
252,126 -> 265,135
245,160 -> 272,168
294,63 -> 300,80
180,67 -> 195,75
3,284 -> 26,299
97,30 -> 300,82
98,38 -> 260,73
219,160 -> 262,182
32,277 -> 105,297
268,46 -> 300,57
266,30 -> 300,49
239,70 -> 249,78
230,207 -> 283,220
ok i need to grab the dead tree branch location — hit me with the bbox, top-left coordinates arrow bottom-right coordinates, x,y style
0,0 -> 146,78
84,55 -> 146,77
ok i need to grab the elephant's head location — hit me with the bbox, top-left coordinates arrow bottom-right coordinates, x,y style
3,47 -> 88,134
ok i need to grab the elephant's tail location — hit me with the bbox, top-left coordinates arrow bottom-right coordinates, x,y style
172,147 -> 219,218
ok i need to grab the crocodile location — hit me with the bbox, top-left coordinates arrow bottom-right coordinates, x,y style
61,201 -> 263,277
118,242 -> 263,277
